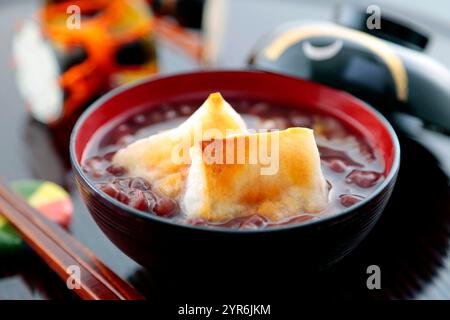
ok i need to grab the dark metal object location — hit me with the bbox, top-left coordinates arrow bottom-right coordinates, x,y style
152,0 -> 205,29
249,21 -> 450,133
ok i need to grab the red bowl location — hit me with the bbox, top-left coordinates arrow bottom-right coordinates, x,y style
70,70 -> 400,286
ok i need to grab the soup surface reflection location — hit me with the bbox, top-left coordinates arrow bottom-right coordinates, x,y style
82,100 -> 385,229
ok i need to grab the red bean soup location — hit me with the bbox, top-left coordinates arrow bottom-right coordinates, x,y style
82,99 -> 385,230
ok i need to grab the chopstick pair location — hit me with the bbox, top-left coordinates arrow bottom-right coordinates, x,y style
0,180 -> 144,300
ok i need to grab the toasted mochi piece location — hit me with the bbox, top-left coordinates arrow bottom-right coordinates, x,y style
182,128 -> 329,222
112,93 -> 247,197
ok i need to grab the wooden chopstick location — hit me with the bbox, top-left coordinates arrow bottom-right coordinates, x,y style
0,180 -> 144,300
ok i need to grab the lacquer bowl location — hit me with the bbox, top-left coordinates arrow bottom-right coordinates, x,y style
70,71 -> 400,292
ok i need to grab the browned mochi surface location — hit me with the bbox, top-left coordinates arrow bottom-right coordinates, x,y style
183,128 -> 329,222
113,92 -> 329,222
112,93 -> 247,198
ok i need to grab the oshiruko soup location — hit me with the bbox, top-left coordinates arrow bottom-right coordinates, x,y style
82,95 -> 385,229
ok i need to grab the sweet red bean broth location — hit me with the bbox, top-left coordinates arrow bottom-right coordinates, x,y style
82,100 -> 385,229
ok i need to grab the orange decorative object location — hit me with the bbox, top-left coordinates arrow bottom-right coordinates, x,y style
14,0 -> 157,125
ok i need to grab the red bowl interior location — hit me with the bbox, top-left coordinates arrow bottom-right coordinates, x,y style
72,70 -> 397,177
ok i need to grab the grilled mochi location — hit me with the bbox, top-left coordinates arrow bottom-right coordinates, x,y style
112,93 -> 247,197
182,128 -> 329,222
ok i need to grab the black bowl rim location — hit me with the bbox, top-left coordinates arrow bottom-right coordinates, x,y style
70,69 -> 401,234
